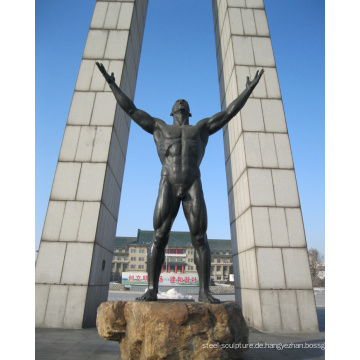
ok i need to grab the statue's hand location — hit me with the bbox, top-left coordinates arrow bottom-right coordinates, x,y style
96,62 -> 115,84
246,69 -> 264,90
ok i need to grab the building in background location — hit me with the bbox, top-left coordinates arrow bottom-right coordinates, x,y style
111,229 -> 232,283
110,236 -> 135,282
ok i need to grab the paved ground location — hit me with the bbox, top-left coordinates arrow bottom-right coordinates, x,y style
36,328 -> 120,360
35,292 -> 325,359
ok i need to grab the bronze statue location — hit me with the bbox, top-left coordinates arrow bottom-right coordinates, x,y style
97,62 -> 264,303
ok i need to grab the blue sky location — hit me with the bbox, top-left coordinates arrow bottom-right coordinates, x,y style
35,0 -> 324,256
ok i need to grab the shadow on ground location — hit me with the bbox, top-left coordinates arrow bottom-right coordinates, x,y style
244,308 -> 325,360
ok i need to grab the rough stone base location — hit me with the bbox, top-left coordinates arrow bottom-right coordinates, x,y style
97,301 -> 249,359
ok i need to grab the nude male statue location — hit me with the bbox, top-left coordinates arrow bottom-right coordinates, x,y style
97,62 -> 263,303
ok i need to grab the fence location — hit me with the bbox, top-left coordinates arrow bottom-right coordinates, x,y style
109,283 -> 235,294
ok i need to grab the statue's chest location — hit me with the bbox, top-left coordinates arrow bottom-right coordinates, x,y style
162,126 -> 197,139
162,127 -> 199,157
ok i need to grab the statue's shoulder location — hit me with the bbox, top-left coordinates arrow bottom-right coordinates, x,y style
153,119 -> 169,141
154,118 -> 168,129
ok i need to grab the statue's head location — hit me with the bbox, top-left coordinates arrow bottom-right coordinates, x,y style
170,99 -> 192,125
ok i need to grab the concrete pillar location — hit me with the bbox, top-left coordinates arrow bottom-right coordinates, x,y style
35,0 -> 149,328
212,0 -> 319,333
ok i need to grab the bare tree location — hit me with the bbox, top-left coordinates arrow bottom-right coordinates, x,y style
308,248 -> 325,287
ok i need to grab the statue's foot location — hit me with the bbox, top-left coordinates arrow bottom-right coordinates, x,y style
198,290 -> 221,304
135,288 -> 158,301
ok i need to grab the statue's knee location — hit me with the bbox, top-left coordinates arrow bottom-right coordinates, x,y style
153,237 -> 164,249
153,231 -> 168,250
193,233 -> 207,247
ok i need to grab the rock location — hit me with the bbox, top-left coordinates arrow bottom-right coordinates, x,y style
96,301 -> 127,341
97,301 -> 249,359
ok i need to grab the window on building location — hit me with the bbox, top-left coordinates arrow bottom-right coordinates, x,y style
117,256 -> 121,260
131,249 -> 137,253
223,266 -> 228,272
211,266 -> 214,272
131,257 -> 136,261
139,265 -> 144,269
217,275 -> 221,280
217,259 -> 221,263
217,266 -> 221,271
124,257 -> 128,261
130,265 -> 135,269
139,257 -> 145,261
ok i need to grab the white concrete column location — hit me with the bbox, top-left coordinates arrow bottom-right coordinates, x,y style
212,0 -> 318,333
35,0 -> 149,328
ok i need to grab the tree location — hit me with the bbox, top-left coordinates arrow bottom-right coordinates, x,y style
308,248 -> 325,287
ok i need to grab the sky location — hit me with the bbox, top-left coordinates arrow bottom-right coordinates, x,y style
35,0 -> 325,256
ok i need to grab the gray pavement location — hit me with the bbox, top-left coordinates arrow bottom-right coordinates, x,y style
35,291 -> 325,359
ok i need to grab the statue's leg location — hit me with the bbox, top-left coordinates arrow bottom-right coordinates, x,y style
182,179 -> 220,303
136,177 -> 180,301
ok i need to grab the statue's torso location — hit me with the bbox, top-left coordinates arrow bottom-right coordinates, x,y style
153,122 -> 208,186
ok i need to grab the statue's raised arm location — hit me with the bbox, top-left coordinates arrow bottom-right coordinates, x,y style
97,62 -> 116,84
199,69 -> 264,135
96,62 -> 157,134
